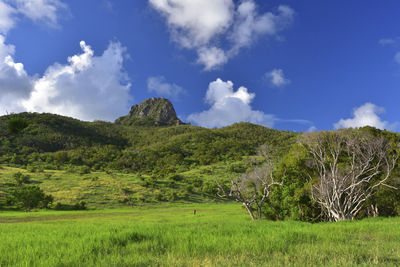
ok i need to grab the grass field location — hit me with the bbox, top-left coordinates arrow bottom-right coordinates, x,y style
0,164 -> 237,208
1,203 -> 400,266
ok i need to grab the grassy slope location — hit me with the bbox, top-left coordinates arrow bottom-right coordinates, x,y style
0,164 -> 238,208
1,204 -> 399,266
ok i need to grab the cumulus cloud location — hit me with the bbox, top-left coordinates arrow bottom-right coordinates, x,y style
265,68 -> 290,88
10,0 -> 66,26
147,76 -> 184,99
19,41 -> 132,121
334,103 -> 389,130
187,78 -> 275,128
229,3 -> 294,55
0,34 -> 32,113
0,1 -> 16,34
149,0 -> 234,48
0,0 -> 132,121
0,0 -> 66,34
149,0 -> 294,70
0,40 -> 132,121
196,46 -> 228,71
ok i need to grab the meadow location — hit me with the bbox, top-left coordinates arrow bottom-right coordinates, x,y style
1,203 -> 400,266
0,165 -> 234,209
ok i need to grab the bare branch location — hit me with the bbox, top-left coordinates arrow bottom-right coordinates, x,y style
301,130 -> 399,221
216,145 -> 283,220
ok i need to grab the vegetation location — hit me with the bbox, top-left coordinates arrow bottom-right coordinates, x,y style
1,112 -> 400,222
1,109 -> 400,266
8,186 -> 53,211
1,204 -> 400,266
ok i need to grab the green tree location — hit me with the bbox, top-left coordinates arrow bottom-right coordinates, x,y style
8,117 -> 28,134
10,186 -> 53,211
12,172 -> 31,186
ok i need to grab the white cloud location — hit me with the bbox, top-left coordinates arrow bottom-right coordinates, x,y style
379,38 -> 399,46
196,46 -> 228,71
307,126 -> 317,132
10,0 -> 66,26
0,0 -> 66,35
187,78 -> 275,128
0,1 -> 16,34
334,103 -> 389,130
0,0 -> 67,113
18,41 -> 132,121
147,76 -> 184,99
149,0 -> 294,70
0,1 -> 132,121
229,3 -> 294,55
0,40 -> 132,121
149,0 -> 234,48
265,68 -> 290,87
0,34 -> 32,113
394,52 -> 400,64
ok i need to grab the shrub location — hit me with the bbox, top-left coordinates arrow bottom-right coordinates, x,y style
167,191 -> 178,201
167,174 -> 185,182
79,166 -> 91,175
54,201 -> 86,210
9,186 -> 53,211
12,172 -> 30,186
73,201 -> 87,210
202,181 -> 217,195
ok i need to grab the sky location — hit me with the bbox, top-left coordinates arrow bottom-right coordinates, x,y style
0,0 -> 400,132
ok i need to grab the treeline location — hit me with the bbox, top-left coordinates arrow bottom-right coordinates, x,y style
217,127 -> 400,222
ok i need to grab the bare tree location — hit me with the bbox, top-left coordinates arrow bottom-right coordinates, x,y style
301,130 -> 399,221
216,147 -> 283,220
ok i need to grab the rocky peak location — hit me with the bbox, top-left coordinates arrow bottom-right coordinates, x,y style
115,97 -> 185,126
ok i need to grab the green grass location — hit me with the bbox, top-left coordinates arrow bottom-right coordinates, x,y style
1,203 -> 400,266
0,165 -> 238,208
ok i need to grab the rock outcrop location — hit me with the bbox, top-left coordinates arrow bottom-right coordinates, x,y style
115,97 -> 185,126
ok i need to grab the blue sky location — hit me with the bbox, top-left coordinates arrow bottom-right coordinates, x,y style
0,0 -> 400,131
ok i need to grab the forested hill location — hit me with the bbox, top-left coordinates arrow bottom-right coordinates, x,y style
0,110 -> 298,174
2,99 -> 400,218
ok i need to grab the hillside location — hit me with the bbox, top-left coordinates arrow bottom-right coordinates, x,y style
0,99 -> 298,174
0,99 -> 298,209
1,98 -> 400,219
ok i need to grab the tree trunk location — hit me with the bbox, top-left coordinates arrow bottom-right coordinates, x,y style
243,203 -> 255,220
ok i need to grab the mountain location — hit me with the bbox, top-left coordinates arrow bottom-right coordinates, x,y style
115,97 -> 185,126
0,98 -> 298,173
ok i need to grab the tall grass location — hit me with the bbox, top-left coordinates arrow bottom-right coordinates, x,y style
1,203 -> 400,266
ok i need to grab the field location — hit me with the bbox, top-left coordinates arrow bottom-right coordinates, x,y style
1,203 -> 400,266
0,165 -> 237,208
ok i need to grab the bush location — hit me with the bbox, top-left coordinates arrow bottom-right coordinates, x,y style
167,174 -> 185,182
26,165 -> 38,173
9,186 -> 53,211
185,185 -> 193,194
136,193 -> 146,203
54,201 -> 87,210
79,166 -> 91,175
8,117 -> 28,134
201,181 -> 217,195
12,172 -> 30,186
167,191 -> 178,201
73,201 -> 87,210
153,190 -> 163,201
